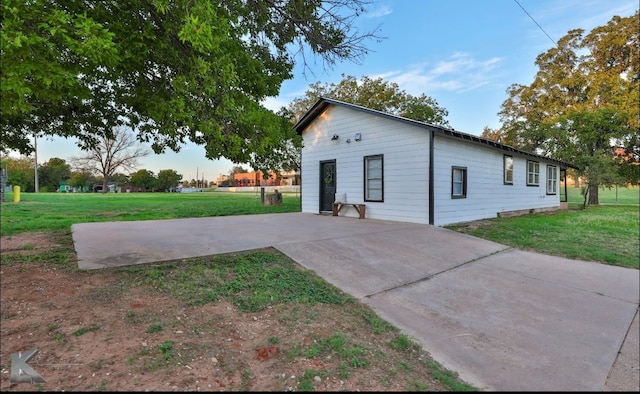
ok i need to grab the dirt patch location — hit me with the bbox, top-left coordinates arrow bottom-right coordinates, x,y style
1,232 -> 457,392
0,232 -> 59,255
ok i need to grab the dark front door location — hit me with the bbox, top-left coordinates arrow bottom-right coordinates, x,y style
320,160 -> 336,212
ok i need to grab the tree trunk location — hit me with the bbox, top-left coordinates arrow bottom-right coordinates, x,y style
102,179 -> 108,194
588,183 -> 599,205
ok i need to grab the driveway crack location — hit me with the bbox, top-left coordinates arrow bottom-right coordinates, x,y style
364,247 -> 513,298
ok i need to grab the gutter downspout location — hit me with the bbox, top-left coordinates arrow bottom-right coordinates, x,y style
429,130 -> 434,225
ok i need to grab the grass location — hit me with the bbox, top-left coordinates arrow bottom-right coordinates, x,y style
0,190 -> 301,236
447,186 -> 639,269
566,184 -> 639,206
118,249 -> 355,312
1,188 -> 636,391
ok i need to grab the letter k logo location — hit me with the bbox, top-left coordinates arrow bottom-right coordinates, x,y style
10,349 -> 46,384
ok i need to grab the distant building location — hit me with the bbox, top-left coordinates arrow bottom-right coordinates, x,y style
230,171 -> 300,187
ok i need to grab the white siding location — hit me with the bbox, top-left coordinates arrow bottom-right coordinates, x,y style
300,103 -> 563,226
300,105 -> 431,224
432,136 -> 561,226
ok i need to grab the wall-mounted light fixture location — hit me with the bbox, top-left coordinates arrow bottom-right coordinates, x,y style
331,134 -> 339,140
355,133 -> 362,141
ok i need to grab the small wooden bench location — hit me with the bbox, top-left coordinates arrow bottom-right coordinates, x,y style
332,203 -> 366,219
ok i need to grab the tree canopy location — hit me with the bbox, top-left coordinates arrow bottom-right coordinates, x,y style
1,0 -> 381,173
1,156 -> 36,192
498,11 -> 638,204
288,74 -> 450,127
38,157 -> 71,192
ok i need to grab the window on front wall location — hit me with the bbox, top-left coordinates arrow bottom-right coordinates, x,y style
451,167 -> 467,198
364,154 -> 383,202
527,160 -> 539,186
547,165 -> 557,194
504,155 -> 513,185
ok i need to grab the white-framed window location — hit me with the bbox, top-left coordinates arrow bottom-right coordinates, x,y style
527,160 -> 540,186
364,155 -> 383,202
547,165 -> 557,194
504,155 -> 513,185
452,167 -> 467,198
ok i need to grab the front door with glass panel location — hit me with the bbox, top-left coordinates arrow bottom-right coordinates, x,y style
320,160 -> 336,212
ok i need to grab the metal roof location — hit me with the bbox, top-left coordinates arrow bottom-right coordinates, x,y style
293,97 -> 579,170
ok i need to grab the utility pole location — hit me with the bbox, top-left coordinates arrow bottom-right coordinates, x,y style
196,166 -> 199,189
34,133 -> 39,193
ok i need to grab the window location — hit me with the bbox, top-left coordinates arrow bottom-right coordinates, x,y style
451,167 -> 467,198
364,155 -> 383,201
547,165 -> 557,194
527,161 -> 539,186
504,155 -> 513,185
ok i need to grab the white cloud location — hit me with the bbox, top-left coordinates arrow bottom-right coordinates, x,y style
376,53 -> 504,96
367,5 -> 393,18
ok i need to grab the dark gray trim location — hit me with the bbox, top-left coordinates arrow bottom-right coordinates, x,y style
451,166 -> 467,199
294,97 -> 579,170
363,154 -> 384,202
429,130 -> 434,225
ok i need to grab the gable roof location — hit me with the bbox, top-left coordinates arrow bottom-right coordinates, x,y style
294,97 -> 579,170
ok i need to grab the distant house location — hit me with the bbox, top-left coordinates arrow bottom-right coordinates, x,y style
294,97 -> 578,226
231,170 -> 300,187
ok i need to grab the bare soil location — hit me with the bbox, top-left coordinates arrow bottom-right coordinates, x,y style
0,231 -> 456,392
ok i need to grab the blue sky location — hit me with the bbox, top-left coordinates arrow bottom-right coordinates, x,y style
25,0 -> 639,182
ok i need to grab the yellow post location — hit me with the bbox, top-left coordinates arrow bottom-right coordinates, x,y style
12,185 -> 20,202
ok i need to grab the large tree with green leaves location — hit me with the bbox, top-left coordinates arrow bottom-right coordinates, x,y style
68,170 -> 95,191
1,0 -> 381,174
288,74 -> 450,126
157,169 -> 182,191
38,157 -> 71,192
130,169 -> 157,191
498,12 -> 638,205
1,156 -> 35,192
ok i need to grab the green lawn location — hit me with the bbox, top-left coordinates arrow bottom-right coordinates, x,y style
2,188 -> 637,269
566,184 -> 639,206
0,190 -> 301,236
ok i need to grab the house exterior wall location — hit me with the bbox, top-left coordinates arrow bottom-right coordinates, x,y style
432,136 -> 561,226
300,105 -> 431,224
300,103 -> 564,226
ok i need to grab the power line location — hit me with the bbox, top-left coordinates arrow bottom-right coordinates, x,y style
513,0 -> 557,46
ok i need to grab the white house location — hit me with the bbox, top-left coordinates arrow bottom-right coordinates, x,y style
293,97 -> 578,226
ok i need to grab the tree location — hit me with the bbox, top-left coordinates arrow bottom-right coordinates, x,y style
498,11 -> 638,205
38,157 -> 71,192
288,74 -> 450,126
2,0 -> 381,174
71,126 -> 150,193
480,126 -> 511,145
548,107 -> 631,207
111,172 -> 130,190
157,169 -> 182,192
130,169 -> 156,191
1,156 -> 35,192
68,170 -> 95,192
229,166 -> 249,176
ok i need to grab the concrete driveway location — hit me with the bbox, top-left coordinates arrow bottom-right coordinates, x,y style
72,212 -> 639,391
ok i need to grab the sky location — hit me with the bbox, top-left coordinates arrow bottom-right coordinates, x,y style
18,0 -> 639,183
